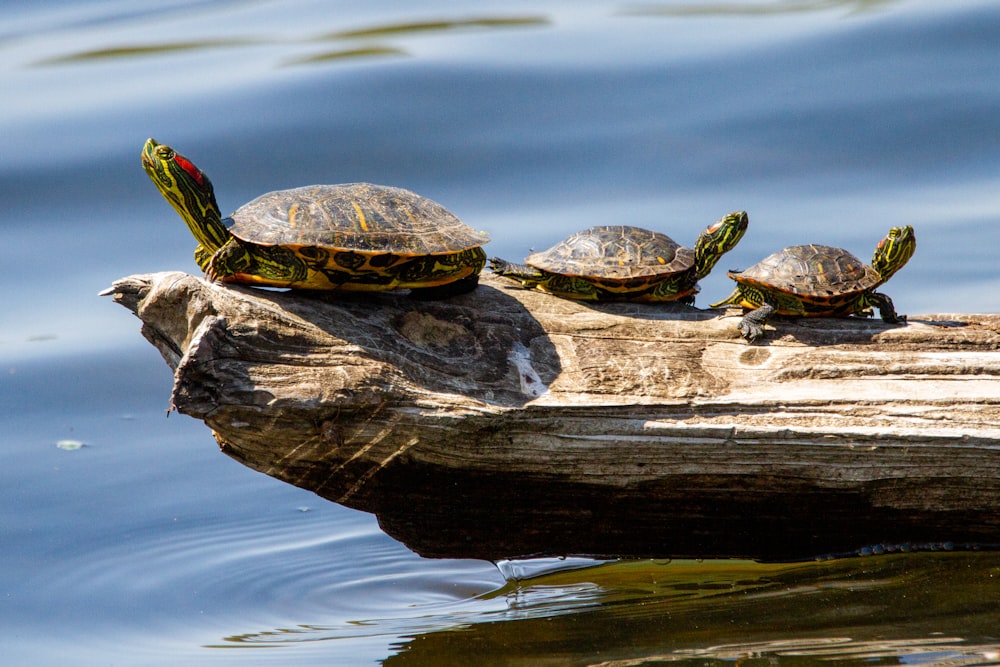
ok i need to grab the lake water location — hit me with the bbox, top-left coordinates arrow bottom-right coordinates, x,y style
3,1 -> 1000,664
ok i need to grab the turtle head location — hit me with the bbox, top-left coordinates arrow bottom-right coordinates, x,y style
871,225 -> 916,283
141,138 -> 230,255
693,210 -> 749,279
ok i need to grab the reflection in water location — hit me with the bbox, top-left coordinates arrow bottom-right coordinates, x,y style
620,0 -> 900,17
283,46 -> 406,66
320,16 -> 550,40
208,553 -> 1000,665
493,556 -> 612,582
31,15 -> 549,67
660,636 -> 1000,666
32,38 -> 258,64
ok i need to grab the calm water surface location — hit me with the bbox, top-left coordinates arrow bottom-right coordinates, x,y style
3,1 -> 1000,664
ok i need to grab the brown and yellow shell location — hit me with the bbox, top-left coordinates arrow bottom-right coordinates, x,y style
729,244 -> 881,304
526,225 -> 694,283
227,183 -> 488,254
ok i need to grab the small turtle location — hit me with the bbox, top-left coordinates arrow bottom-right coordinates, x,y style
141,139 -> 489,296
711,225 -> 916,343
488,212 -> 748,303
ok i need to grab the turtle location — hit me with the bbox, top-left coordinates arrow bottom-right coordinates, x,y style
711,225 -> 917,343
487,211 -> 748,303
141,138 -> 489,296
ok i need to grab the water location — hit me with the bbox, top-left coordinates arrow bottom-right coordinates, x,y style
3,1 -> 1000,664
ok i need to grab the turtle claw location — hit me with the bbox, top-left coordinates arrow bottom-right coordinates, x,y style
203,265 -> 224,284
737,303 -> 775,344
738,320 -> 765,344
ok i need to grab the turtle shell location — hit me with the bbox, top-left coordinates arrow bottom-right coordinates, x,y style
227,183 -> 488,254
526,225 -> 694,282
731,244 -> 880,301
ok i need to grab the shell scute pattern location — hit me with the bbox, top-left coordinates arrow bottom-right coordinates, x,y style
489,211 -> 748,303
735,244 -> 880,301
527,225 -> 694,281
228,183 -> 488,255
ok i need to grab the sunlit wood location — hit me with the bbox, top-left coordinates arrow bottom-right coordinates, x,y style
106,271 -> 1000,561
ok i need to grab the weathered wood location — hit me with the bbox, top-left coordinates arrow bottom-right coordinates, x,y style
105,271 -> 1000,561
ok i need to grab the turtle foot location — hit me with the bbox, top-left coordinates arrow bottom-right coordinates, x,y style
737,303 -> 775,344
870,291 -> 904,324
487,257 -> 511,274
738,320 -> 766,344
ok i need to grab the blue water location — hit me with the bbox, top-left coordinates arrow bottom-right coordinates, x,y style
3,1 -> 1000,664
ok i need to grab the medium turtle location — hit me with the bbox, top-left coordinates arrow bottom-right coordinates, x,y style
711,225 -> 916,343
141,139 -> 489,296
488,212 -> 748,303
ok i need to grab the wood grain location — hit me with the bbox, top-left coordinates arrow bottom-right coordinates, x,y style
106,271 -> 1000,560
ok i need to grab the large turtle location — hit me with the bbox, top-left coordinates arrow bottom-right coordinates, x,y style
141,139 -> 489,296
488,211 -> 748,303
711,225 -> 916,343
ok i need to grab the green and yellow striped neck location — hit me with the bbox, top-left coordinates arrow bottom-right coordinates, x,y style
693,210 -> 749,280
141,138 -> 230,255
871,225 -> 916,283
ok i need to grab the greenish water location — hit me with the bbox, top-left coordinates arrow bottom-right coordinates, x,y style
3,1 -> 1000,664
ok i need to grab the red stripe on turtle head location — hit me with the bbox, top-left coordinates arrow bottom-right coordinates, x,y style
173,153 -> 205,186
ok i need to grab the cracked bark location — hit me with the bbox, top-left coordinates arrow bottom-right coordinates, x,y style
105,271 -> 1000,561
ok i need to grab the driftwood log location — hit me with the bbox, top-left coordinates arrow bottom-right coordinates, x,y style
105,271 -> 1000,561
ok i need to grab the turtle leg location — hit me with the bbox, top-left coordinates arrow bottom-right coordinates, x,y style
488,258 -> 546,286
709,288 -> 742,309
205,238 -> 251,282
207,240 -> 309,285
651,272 -> 697,304
711,286 -> 773,342
194,244 -> 213,272
865,291 -> 905,324
738,302 -> 776,344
